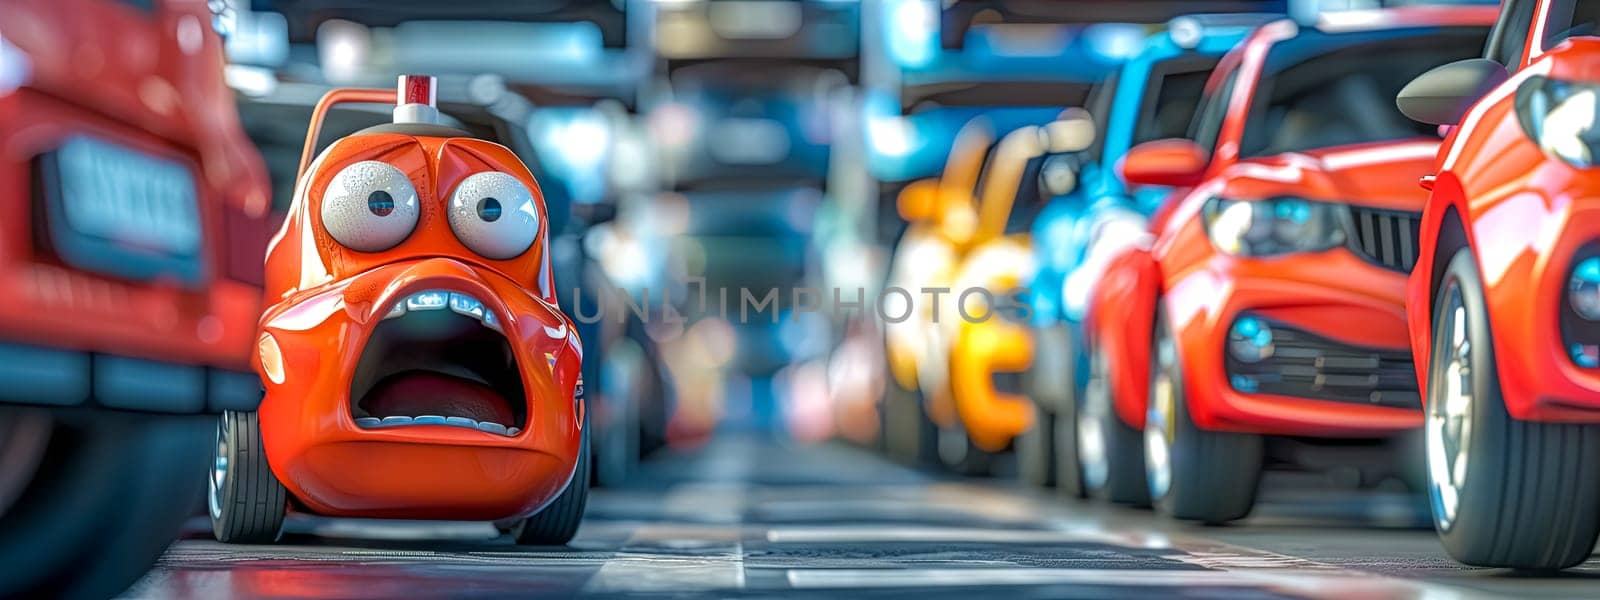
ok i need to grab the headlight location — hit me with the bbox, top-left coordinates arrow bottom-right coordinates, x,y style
1515,76 -> 1600,168
1202,197 -> 1345,257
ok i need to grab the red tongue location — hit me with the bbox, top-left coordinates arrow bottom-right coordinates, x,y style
362,371 -> 515,426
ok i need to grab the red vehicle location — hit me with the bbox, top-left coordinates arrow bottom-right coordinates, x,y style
1078,7 -> 1495,523
0,0 -> 272,596
209,76 -> 588,545
1395,0 -> 1600,570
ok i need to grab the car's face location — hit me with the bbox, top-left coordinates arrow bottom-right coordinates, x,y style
254,130 -> 583,519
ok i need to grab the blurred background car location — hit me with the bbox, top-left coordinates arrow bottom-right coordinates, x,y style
1081,5 -> 1495,523
0,0 -> 272,596
1021,13 -> 1273,491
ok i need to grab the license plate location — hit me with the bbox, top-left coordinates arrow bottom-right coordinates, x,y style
39,136 -> 204,286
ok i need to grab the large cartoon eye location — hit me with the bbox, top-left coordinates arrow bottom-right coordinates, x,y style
320,160 -> 419,252
447,171 -> 539,259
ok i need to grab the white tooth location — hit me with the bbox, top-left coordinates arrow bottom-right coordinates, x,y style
481,311 -> 502,332
449,293 -> 486,319
476,421 -> 508,435
412,415 -> 447,425
405,290 -> 449,311
445,416 -> 478,429
385,303 -> 406,320
380,416 -> 413,426
355,417 -> 382,428
507,427 -> 520,436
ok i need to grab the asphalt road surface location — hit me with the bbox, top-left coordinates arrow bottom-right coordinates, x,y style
126,436 -> 1600,599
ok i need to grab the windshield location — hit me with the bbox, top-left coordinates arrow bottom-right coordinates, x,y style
1240,27 -> 1486,157
1545,0 -> 1600,47
1135,55 -> 1220,147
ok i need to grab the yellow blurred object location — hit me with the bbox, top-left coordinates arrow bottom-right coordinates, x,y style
882,119 -> 995,415
949,238 -> 1037,452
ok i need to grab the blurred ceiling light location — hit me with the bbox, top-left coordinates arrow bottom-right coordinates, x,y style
981,24 -> 1071,57
1315,7 -> 1388,29
1084,23 -> 1145,61
1295,0 -> 1381,25
709,1 -> 802,40
223,64 -> 277,97
317,19 -> 371,85
1168,16 -> 1203,49
224,9 -> 289,66
884,0 -> 938,69
0,30 -> 30,96
392,21 -> 602,75
866,114 -> 917,158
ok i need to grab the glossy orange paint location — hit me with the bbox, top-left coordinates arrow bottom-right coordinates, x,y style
0,0 -> 270,370
255,89 -> 583,520
1090,8 -> 1498,437
1408,36 -> 1600,423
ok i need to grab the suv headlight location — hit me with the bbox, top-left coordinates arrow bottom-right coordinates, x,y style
1202,197 -> 1345,257
1515,76 -> 1600,168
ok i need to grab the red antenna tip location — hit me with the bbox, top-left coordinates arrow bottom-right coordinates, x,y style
398,74 -> 435,107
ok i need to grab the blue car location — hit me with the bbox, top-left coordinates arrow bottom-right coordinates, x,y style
1017,15 -> 1274,490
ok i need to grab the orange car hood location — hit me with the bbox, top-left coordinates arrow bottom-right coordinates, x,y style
1216,138 -> 1440,210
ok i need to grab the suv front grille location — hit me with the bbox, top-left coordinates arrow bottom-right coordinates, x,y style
1347,206 -> 1422,273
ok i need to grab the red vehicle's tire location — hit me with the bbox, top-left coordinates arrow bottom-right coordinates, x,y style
210,410 -> 288,544
0,411 -> 210,599
1426,250 -> 1600,570
512,425 -> 590,545
1076,346 -> 1150,506
1145,310 -> 1261,523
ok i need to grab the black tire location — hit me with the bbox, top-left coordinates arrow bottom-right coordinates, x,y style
1426,250 -> 1600,570
1015,412 -> 1055,487
1055,398 -> 1085,498
883,381 -> 938,466
594,339 -> 645,487
1018,324 -> 1073,488
1146,310 -> 1262,523
0,410 -> 210,600
210,410 -> 288,544
938,424 -> 998,477
513,424 -> 590,545
1077,345 -> 1151,506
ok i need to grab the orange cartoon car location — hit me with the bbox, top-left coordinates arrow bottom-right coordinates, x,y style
209,76 -> 587,545
1081,8 -> 1494,522
1395,0 -> 1600,570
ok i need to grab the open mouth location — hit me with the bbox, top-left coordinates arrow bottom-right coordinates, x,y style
349,290 -> 526,436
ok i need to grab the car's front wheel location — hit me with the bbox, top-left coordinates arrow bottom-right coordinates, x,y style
210,410 -> 288,544
1426,249 -> 1600,570
1076,346 -> 1149,505
512,424 -> 590,545
1145,310 -> 1261,523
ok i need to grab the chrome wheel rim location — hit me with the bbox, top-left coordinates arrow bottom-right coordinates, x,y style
1145,332 -> 1176,501
1077,349 -> 1110,491
208,419 -> 228,520
1427,287 -> 1473,532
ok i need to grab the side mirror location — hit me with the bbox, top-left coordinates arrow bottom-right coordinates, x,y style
897,178 -> 941,222
1120,139 -> 1207,188
1396,58 -> 1509,126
